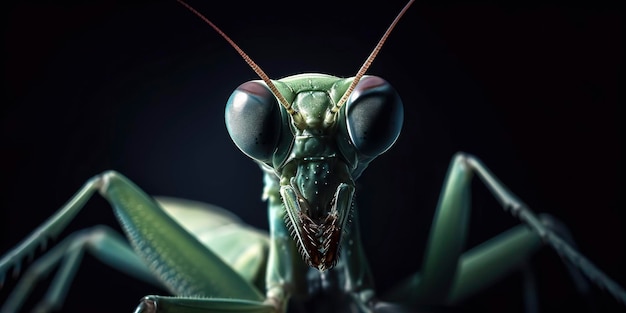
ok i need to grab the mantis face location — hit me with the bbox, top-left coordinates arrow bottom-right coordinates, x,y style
177,0 -> 412,272
225,73 -> 403,270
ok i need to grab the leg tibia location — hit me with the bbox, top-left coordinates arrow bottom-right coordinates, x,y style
386,152 -> 626,310
446,225 -> 541,304
0,226 -> 158,313
385,153 -> 473,305
97,171 -> 263,300
134,295 -> 275,313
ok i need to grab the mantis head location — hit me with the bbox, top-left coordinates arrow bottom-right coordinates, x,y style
177,0 -> 413,270
225,74 -> 402,270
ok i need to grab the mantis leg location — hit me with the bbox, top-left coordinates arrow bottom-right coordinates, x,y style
1,226 -> 158,313
134,295 -> 275,313
263,173 -> 308,311
385,153 -> 626,308
154,196 -> 270,290
1,171 -> 269,311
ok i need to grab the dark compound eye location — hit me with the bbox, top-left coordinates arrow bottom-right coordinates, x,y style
225,81 -> 281,163
345,76 -> 403,157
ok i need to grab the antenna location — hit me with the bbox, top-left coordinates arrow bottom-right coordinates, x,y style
177,0 -> 415,127
176,0 -> 304,125
332,0 -> 415,114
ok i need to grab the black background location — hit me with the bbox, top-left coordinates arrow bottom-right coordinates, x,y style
1,1 -> 623,312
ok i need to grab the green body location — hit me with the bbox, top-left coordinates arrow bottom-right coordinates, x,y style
1,0 -> 625,310
227,74 -> 390,310
1,72 -> 625,313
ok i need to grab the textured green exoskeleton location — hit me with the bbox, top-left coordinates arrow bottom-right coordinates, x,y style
1,1 -> 625,313
226,74 -> 403,272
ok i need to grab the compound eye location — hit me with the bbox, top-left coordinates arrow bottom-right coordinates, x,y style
225,81 -> 281,162
345,76 -> 403,157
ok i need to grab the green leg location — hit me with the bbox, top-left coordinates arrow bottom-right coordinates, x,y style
97,171 -> 262,300
341,208 -> 376,303
385,153 -> 487,305
465,154 -> 626,306
1,178 -> 99,284
445,225 -> 541,303
1,226 -> 158,313
1,170 -> 272,312
134,295 -> 274,313
385,152 -> 626,308
153,196 -> 270,290
262,172 -> 307,312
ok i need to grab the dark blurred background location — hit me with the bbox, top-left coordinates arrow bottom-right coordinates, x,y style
1,1 -> 623,312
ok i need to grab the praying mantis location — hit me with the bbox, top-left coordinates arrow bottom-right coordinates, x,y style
1,0 -> 624,312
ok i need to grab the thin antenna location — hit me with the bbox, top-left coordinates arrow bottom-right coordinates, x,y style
176,0 -> 302,119
331,0 -> 415,114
